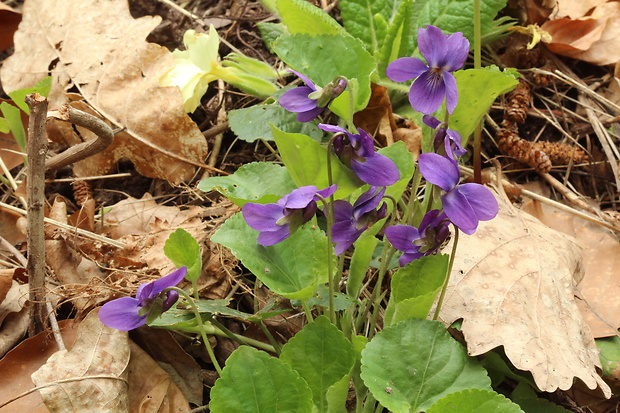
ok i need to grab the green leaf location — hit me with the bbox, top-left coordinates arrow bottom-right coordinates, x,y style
511,382 -> 571,413
163,229 -> 201,282
272,33 -> 375,112
0,102 -> 26,153
376,0 -> 414,76
0,117 -> 10,134
257,22 -> 287,52
276,0 -> 347,35
426,389 -> 524,413
361,319 -> 491,412
8,76 -> 52,115
378,141 -> 415,202
228,91 -> 323,143
211,212 -> 332,300
270,125 -> 361,199
450,67 -> 519,143
347,234 -> 378,298
210,346 -> 314,413
411,0 -> 508,52
339,0 -> 390,53
198,162 -> 297,206
384,254 -> 449,326
597,335 -> 620,378
280,316 -> 355,412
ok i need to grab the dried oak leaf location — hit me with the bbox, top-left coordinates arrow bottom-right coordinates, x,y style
439,198 -> 611,397
0,0 -> 208,183
31,309 -> 131,412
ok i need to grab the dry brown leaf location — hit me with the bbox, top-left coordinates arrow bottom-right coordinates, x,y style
127,340 -> 191,413
31,309 -> 130,412
522,199 -> 620,338
0,281 -> 29,358
0,319 -> 79,412
439,197 -> 611,397
353,84 -> 396,146
0,0 -> 208,183
543,2 -> 620,65
0,3 -> 20,52
550,0 -> 608,19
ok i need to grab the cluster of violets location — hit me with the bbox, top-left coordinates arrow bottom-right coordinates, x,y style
244,24 -> 498,266
99,25 -> 499,331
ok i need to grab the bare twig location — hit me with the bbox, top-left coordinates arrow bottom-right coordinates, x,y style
0,235 -> 27,267
25,93 -> 48,336
45,106 -> 115,172
46,299 -> 66,351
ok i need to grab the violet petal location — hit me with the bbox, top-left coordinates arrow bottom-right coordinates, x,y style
98,297 -> 146,331
442,189 -> 479,235
296,107 -> 324,122
444,32 -> 470,71
457,183 -> 499,221
385,225 -> 422,253
149,267 -> 187,297
257,225 -> 292,246
280,86 -> 319,112
243,203 -> 285,231
386,57 -> 428,82
409,70 -> 446,114
352,153 -> 400,186
418,26 -> 448,68
418,153 -> 460,192
443,71 -> 459,114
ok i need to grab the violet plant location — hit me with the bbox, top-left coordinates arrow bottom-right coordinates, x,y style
99,0 -> 527,411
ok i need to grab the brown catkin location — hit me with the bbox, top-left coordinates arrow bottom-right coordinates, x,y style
72,180 -> 93,207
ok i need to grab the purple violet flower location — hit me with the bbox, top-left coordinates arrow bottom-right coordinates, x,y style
332,186 -> 388,255
243,185 -> 337,246
386,25 -> 469,114
318,124 -> 400,186
385,210 -> 451,266
418,153 -> 498,234
280,70 -> 347,122
423,115 -> 466,160
99,267 -> 187,331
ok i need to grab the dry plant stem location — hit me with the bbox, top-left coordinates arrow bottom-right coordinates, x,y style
0,201 -> 127,248
432,228 -> 459,321
26,93 -> 48,337
45,106 -> 114,172
539,172 -> 602,216
46,299 -> 66,351
207,80 -> 227,168
0,235 -> 27,267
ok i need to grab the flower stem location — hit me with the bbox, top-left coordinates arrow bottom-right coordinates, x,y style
301,299 -> 315,322
472,0 -> 482,184
432,228 -> 459,321
167,287 -> 223,375
208,315 -> 276,354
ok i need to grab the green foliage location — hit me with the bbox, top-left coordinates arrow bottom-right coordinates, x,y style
0,102 -> 25,153
426,389 -> 524,412
228,93 -> 322,142
280,316 -> 356,412
347,235 -> 378,298
361,319 -> 491,412
8,76 -> 52,114
271,125 -> 361,199
450,66 -> 520,142
210,346 -> 314,413
0,117 -> 10,134
163,229 -> 201,282
410,0 -> 509,53
211,213 -> 333,300
384,254 -> 449,325
198,162 -> 297,206
271,33 -> 375,113
596,335 -> 620,378
510,382 -> 571,413
378,141 -> 415,202
376,0 -> 414,76
276,0 -> 347,35
256,22 -> 286,51
339,0 -> 391,53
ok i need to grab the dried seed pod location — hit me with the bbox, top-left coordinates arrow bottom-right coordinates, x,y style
532,141 -> 588,165
505,80 -> 531,124
72,179 -> 93,207
497,124 -> 552,173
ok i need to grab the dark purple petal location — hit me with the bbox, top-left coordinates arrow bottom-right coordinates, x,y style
98,297 -> 146,331
409,70 -> 446,114
257,225 -> 292,245
318,124 -> 347,134
457,183 -> 498,221
149,267 -> 187,297
385,225 -> 422,253
422,114 -> 441,130
287,69 -> 317,91
353,187 -> 385,219
443,32 -> 470,71
399,251 -> 425,267
332,221 -> 364,255
296,107 -> 324,122
443,71 -> 459,114
352,153 -> 400,186
162,290 -> 180,312
418,26 -> 448,68
418,153 -> 460,192
355,129 -> 377,158
333,200 -> 354,223
315,184 -> 338,200
282,185 -> 320,209
418,209 -> 444,231
442,189 -> 479,235
243,203 -> 285,231
386,57 -> 429,82
280,86 -> 319,112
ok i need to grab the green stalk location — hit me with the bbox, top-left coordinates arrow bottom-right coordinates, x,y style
167,287 -> 222,375
472,0 -> 483,184
432,228 -> 459,321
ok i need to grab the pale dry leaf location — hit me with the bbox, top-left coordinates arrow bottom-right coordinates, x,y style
0,281 -> 27,326
439,198 -> 611,397
522,199 -> 620,338
0,281 -> 29,358
127,340 -> 191,413
0,0 -> 208,183
543,2 -> 620,65
550,0 -> 608,19
31,308 -> 131,413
